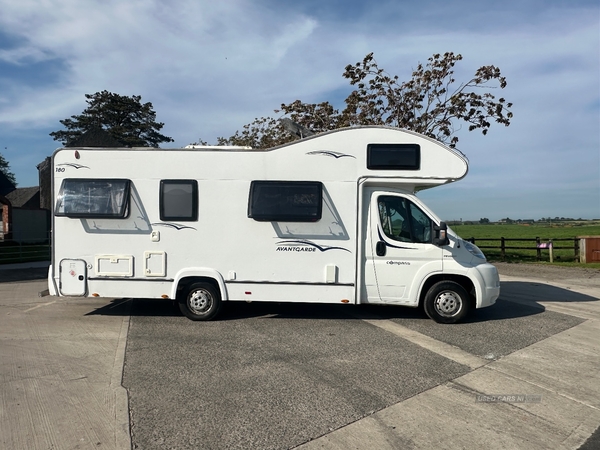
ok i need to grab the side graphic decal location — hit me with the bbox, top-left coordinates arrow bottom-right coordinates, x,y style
306,150 -> 356,159
377,227 -> 416,250
57,163 -> 90,169
151,223 -> 197,231
276,239 -> 351,253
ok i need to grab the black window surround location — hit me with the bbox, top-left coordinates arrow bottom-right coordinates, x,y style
248,180 -> 323,222
367,143 -> 421,170
160,179 -> 198,221
55,178 -> 131,219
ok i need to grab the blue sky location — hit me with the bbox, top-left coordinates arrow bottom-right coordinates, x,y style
0,0 -> 598,221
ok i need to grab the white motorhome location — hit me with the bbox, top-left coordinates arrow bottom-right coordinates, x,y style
48,126 -> 500,323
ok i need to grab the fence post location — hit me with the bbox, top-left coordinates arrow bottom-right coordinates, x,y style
574,238 -> 580,262
536,237 -> 541,260
549,239 -> 554,263
501,237 -> 505,260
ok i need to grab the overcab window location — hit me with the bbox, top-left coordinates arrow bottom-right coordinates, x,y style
55,179 -> 131,218
160,180 -> 198,221
367,144 -> 420,170
248,181 -> 322,222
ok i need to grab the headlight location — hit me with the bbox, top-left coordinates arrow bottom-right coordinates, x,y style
463,240 -> 486,260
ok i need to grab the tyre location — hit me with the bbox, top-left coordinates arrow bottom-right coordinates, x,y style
179,282 -> 222,321
423,281 -> 470,324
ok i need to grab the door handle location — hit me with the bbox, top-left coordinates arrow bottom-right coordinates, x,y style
376,241 -> 387,256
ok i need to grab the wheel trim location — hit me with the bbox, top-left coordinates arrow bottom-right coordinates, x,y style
188,289 -> 213,314
434,290 -> 463,317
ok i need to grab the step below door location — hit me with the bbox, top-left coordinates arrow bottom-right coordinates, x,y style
59,259 -> 87,296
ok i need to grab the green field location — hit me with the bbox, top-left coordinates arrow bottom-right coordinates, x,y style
450,223 -> 600,267
1,223 -> 598,267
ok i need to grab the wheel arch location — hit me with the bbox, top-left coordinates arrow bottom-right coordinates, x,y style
418,273 -> 475,309
171,268 -> 228,302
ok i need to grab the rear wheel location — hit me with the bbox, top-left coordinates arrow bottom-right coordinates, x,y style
423,281 -> 470,324
179,282 -> 222,321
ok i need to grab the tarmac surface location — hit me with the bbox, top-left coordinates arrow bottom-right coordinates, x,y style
0,261 -> 599,449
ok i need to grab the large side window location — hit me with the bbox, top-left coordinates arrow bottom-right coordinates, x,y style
378,196 -> 432,244
248,181 -> 322,222
55,179 -> 130,218
367,144 -> 420,170
160,180 -> 198,221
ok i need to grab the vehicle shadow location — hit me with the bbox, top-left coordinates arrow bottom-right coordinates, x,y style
85,297 -> 177,317
86,280 -> 598,322
499,281 -> 599,304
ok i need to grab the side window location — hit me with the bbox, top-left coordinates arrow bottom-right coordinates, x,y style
248,181 -> 322,222
160,180 -> 198,221
377,196 -> 432,244
55,179 -> 130,218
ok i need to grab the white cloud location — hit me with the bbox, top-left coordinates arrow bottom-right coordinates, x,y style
0,1 -> 329,133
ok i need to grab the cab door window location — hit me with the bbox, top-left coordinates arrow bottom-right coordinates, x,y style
409,202 -> 432,243
378,196 -> 432,244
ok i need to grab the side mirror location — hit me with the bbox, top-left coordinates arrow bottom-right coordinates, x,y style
433,222 -> 450,247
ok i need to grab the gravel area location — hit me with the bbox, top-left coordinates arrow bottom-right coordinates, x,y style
494,262 -> 600,288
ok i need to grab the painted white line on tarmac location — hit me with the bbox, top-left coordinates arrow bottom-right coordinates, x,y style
502,295 -> 600,320
25,300 -> 57,312
362,319 -> 489,370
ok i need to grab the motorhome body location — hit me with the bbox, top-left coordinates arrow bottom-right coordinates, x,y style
48,126 -> 500,323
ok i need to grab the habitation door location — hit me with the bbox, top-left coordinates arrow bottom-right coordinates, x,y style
59,259 -> 87,296
364,190 -> 443,305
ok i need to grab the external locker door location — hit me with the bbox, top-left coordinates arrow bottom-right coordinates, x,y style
59,259 -> 87,296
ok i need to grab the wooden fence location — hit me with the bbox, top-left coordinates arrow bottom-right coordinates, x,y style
466,237 -> 580,262
0,234 -> 587,265
0,233 -> 51,265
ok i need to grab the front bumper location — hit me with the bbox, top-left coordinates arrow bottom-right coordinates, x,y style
469,263 -> 501,308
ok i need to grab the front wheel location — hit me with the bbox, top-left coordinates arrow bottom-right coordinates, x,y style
423,281 -> 470,324
179,282 -> 222,321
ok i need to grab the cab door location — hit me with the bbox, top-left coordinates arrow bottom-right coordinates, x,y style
364,191 -> 442,305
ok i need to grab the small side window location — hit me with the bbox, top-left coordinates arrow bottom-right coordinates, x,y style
248,181 -> 322,222
55,179 -> 130,218
160,180 -> 198,221
367,144 -> 420,170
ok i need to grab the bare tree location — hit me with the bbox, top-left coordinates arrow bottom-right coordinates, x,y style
206,52 -> 512,149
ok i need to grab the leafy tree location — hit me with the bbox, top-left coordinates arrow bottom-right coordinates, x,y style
207,52 -> 513,149
479,218 -> 490,224
50,91 -> 174,147
215,116 -> 291,150
0,153 -> 16,186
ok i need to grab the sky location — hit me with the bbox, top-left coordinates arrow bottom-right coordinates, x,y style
0,0 -> 598,221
